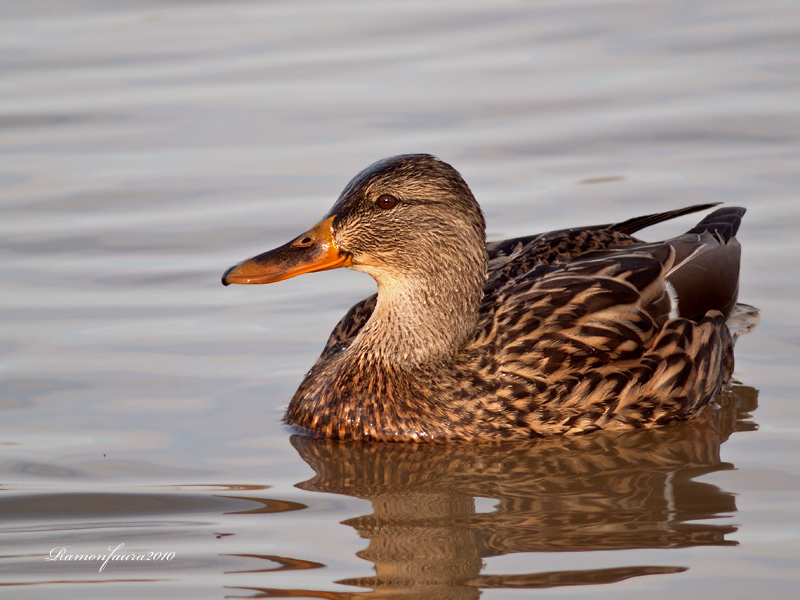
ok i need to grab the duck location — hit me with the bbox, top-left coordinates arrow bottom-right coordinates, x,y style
222,154 -> 752,442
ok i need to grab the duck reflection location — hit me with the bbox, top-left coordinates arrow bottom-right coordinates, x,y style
243,383 -> 757,598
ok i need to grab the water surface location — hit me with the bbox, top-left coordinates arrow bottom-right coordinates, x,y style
2,1 -> 799,598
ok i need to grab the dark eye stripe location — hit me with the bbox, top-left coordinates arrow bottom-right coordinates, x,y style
376,194 -> 397,209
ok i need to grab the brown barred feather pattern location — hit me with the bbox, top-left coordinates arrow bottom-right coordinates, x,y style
223,154 -> 756,441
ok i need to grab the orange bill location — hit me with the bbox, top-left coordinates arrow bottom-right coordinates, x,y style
221,215 -> 351,285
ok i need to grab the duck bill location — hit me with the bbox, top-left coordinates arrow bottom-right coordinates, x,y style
221,216 -> 351,286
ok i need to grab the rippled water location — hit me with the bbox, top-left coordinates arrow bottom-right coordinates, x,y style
2,1 -> 799,598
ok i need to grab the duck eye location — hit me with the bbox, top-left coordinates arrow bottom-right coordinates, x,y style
375,194 -> 398,210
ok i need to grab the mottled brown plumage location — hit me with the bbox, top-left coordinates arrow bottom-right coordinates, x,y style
222,154 -> 756,441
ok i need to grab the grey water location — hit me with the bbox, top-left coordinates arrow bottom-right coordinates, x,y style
2,1 -> 799,598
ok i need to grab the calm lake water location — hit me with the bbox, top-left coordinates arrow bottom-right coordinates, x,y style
2,1 -> 799,598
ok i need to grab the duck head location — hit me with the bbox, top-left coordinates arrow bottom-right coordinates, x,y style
222,154 -> 489,365
222,154 -> 485,285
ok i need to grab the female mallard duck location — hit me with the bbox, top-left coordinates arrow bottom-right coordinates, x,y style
223,154 -> 751,442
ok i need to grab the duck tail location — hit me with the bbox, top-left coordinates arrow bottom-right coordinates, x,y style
684,206 -> 745,239
665,207 -> 746,321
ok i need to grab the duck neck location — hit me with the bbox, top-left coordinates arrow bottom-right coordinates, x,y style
349,255 -> 487,369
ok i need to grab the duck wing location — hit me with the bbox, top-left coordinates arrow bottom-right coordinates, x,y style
485,202 -> 719,281
466,206 -> 745,433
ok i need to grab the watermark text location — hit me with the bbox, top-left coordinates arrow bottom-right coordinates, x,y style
46,543 -> 175,572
